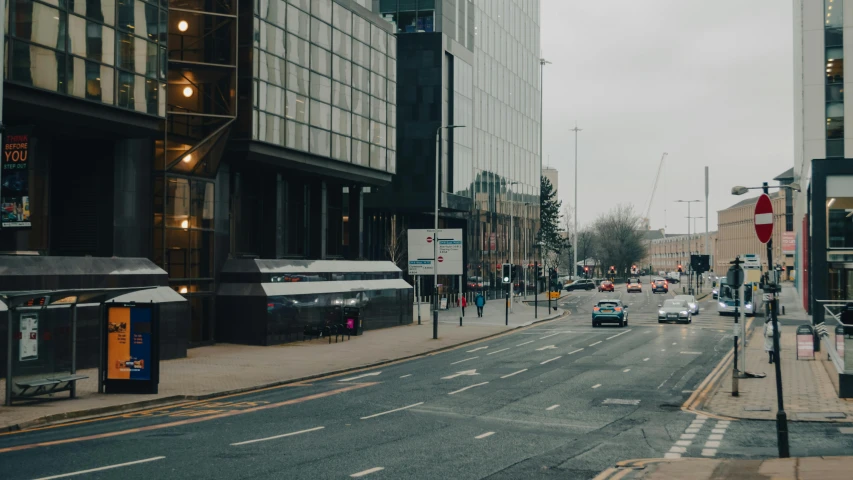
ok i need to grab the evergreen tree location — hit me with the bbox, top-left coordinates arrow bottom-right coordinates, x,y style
538,176 -> 568,262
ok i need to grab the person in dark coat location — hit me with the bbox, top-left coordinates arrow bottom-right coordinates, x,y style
475,293 -> 485,317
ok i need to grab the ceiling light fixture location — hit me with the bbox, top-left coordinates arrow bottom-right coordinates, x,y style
183,153 -> 192,163
183,86 -> 193,97
178,20 -> 189,32
828,198 -> 836,207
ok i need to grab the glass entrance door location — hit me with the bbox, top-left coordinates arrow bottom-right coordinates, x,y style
828,263 -> 853,300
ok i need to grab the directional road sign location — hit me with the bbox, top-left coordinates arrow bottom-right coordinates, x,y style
754,193 -> 774,244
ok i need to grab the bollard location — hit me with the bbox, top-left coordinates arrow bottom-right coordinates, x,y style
505,292 -> 509,326
433,310 -> 438,339
460,316 -> 463,326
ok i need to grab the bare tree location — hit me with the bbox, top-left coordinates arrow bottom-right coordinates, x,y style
385,217 -> 407,269
591,204 -> 646,279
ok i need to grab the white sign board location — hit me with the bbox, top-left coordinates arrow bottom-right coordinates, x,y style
408,228 -> 464,275
732,323 -> 742,337
19,313 -> 39,361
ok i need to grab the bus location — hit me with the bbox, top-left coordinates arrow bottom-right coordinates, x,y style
717,277 -> 761,316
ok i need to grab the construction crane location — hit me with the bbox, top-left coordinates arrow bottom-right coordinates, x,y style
642,152 -> 668,229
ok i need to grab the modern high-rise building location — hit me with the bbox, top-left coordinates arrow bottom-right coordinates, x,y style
1,0 -> 401,345
542,165 -> 558,196
366,0 -> 542,296
793,0 -> 853,319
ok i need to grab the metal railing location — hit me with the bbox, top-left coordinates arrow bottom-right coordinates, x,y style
816,300 -> 851,374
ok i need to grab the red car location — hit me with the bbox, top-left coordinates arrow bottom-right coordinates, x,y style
598,281 -> 614,292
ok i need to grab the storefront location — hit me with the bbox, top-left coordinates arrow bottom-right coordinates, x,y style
807,159 -> 853,323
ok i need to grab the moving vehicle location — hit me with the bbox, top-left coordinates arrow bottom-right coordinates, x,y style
592,299 -> 629,327
664,273 -> 680,284
717,279 -> 758,316
658,299 -> 692,324
627,278 -> 642,293
598,280 -> 614,292
565,279 -> 595,291
651,278 -> 668,294
674,294 -> 699,315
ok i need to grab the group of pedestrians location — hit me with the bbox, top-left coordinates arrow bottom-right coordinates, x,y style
459,293 -> 486,317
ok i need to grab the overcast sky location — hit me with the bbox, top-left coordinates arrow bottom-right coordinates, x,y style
540,0 -> 793,234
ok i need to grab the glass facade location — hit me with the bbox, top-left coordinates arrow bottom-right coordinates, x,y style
469,0 -> 541,288
826,0 -> 843,157
378,0 -> 437,33
253,0 -> 396,173
5,0 -> 167,116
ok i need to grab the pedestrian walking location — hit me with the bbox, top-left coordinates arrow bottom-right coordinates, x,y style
461,295 -> 467,317
764,319 -> 778,364
475,292 -> 485,317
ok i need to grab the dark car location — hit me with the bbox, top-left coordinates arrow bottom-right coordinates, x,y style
566,279 -> 595,291
651,278 -> 668,294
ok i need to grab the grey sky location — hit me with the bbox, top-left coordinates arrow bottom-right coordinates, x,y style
540,0 -> 793,234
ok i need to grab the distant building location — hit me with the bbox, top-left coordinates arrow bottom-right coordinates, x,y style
543,166 -> 559,196
716,188 -> 790,277
645,231 -> 717,274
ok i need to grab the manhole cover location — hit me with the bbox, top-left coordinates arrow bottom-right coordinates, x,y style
603,398 -> 641,405
795,412 -> 846,420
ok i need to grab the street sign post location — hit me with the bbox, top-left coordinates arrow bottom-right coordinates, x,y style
754,193 -> 774,245
407,229 -> 463,276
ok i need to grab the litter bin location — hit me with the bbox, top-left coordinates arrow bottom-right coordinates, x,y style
343,307 -> 363,336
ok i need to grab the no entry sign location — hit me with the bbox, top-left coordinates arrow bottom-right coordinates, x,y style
754,193 -> 774,244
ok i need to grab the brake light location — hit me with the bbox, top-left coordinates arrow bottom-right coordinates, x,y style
593,307 -> 600,311
267,303 -> 274,308
614,307 -> 622,312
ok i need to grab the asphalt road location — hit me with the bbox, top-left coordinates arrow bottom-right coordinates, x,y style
1,283 -> 851,479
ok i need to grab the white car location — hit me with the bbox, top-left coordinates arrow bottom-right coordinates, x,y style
674,295 -> 699,315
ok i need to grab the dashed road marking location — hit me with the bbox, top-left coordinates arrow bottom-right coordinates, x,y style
32,457 -> 166,480
516,340 -> 535,346
541,356 -> 562,365
475,432 -> 495,439
448,382 -> 489,395
592,384 -> 601,389
399,374 -> 412,378
623,369 -> 631,373
568,348 -> 584,355
590,341 -> 602,346
487,348 -> 510,355
500,369 -> 527,379
546,405 -> 560,411
361,403 -> 424,420
451,357 -> 478,365
643,358 -> 650,361
540,332 -> 560,339
231,426 -> 325,446
467,346 -> 488,353
606,329 -> 632,340
351,467 -> 385,477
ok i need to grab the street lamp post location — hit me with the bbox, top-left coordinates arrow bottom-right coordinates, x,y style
571,124 -> 581,280
731,181 -> 801,459
675,199 -> 702,293
434,124 -> 466,340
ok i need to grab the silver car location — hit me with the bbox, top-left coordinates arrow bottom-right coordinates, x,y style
674,295 -> 699,315
658,299 -> 692,324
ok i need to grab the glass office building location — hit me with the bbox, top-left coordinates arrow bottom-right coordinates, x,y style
366,0 -> 541,297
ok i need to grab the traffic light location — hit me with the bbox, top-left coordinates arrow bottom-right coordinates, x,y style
502,263 -> 511,284
677,264 -> 683,273
537,265 -> 543,277
609,266 -> 615,274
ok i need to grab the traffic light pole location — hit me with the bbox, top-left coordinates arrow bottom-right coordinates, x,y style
534,261 -> 538,319
763,182 -> 789,458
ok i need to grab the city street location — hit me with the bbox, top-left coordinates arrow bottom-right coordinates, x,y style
0,285 -> 850,479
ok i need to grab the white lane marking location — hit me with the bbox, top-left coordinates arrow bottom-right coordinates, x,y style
643,358 -> 650,361
680,351 -> 702,355
675,440 -> 691,447
712,428 -> 726,434
701,449 -> 717,457
467,346 -> 488,352
669,446 -> 687,453
685,428 -> 699,434
516,340 -> 535,346
475,432 -> 495,439
487,348 -> 510,355
705,440 -> 721,448
664,453 -> 682,459
672,342 -> 677,345
360,402 -> 425,419
592,384 -> 601,389
680,434 -> 695,440
231,426 -> 325,446
536,345 -> 557,351
589,341 -> 602,346
717,421 -> 731,426
623,368 -> 631,373
606,329 -> 632,340
568,348 -> 584,355
546,404 -> 560,411
399,374 -> 412,378
351,467 -> 385,477
33,457 -> 167,480
451,357 -> 478,365
442,369 -> 479,379
708,434 -> 723,441
540,356 -> 562,365
500,369 -> 527,379
448,382 -> 489,395
540,332 -> 560,339
339,372 -> 382,382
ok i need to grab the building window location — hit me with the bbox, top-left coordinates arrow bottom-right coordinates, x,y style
826,0 -> 844,157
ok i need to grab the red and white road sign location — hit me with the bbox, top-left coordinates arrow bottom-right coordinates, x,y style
427,236 -> 433,243
754,193 -> 774,244
437,256 -> 444,262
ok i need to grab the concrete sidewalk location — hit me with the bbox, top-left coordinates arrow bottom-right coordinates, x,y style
0,302 -> 564,431
701,286 -> 853,421
596,456 -> 853,479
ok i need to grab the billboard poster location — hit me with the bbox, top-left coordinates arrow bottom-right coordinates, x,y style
19,313 -> 39,361
107,306 -> 153,380
782,231 -> 796,255
1,127 -> 32,228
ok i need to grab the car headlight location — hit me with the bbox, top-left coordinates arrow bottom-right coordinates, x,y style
719,302 -> 726,308
680,311 -> 688,315
745,303 -> 752,309
658,310 -> 665,315
689,303 -> 696,309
